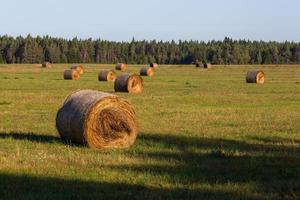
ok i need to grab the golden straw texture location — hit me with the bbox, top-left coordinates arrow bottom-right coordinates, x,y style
150,63 -> 158,68
115,63 -> 127,71
42,61 -> 52,68
98,70 -> 117,82
56,90 -> 138,149
114,73 -> 143,94
246,71 -> 265,84
140,67 -> 154,76
70,65 -> 84,74
204,63 -> 212,69
63,69 -> 80,80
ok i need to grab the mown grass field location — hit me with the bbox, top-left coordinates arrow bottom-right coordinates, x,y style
0,64 -> 299,200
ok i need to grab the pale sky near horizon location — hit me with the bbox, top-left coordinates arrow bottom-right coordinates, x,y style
0,0 -> 299,42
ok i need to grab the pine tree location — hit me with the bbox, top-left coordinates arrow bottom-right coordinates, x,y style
0,35 -> 300,65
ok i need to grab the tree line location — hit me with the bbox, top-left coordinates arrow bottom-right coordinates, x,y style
0,35 -> 300,65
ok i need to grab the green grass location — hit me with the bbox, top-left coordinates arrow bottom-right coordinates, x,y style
0,64 -> 299,200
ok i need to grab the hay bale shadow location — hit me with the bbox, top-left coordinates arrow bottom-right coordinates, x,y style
108,133 -> 300,199
0,173 -> 252,200
0,132 -> 61,144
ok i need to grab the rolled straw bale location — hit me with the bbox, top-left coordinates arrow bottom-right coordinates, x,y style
246,71 -> 265,84
63,69 -> 80,80
56,90 -> 138,149
42,61 -> 52,68
140,67 -> 154,77
115,63 -> 127,71
195,62 -> 202,68
150,63 -> 158,68
98,70 -> 117,82
114,73 -> 143,94
70,65 -> 84,74
204,63 -> 212,69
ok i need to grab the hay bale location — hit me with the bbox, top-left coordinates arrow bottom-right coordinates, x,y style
56,90 -> 138,149
115,63 -> 127,71
98,70 -> 117,82
195,62 -> 202,68
140,67 -> 154,77
246,71 -> 265,84
204,63 -> 212,69
150,63 -> 158,68
114,73 -> 143,94
70,65 -> 84,74
64,69 -> 80,80
42,61 -> 52,68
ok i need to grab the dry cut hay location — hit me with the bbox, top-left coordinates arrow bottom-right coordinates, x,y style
64,69 -> 80,80
70,65 -> 84,74
114,73 -> 143,94
98,70 -> 117,82
56,90 -> 138,149
204,63 -> 212,69
140,67 -> 154,77
115,63 -> 127,71
195,62 -> 202,68
42,61 -> 52,68
246,71 -> 265,84
150,63 -> 158,68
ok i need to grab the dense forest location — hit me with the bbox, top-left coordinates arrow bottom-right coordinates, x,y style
0,35 -> 300,65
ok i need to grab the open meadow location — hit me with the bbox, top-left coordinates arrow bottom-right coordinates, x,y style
0,64 -> 299,199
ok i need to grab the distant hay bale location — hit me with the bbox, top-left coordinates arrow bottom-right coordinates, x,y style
98,70 -> 117,82
114,73 -> 143,94
115,63 -> 127,71
204,63 -> 212,69
42,61 -> 52,68
150,63 -> 158,68
140,67 -> 154,77
56,90 -> 138,149
195,62 -> 202,68
63,69 -> 80,80
246,71 -> 265,84
70,65 -> 84,74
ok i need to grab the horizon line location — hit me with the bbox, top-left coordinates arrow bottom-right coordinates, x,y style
0,34 -> 299,44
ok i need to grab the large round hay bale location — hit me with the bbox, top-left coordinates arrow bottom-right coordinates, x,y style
98,70 -> 117,82
150,63 -> 158,68
246,71 -> 265,84
56,90 -> 138,149
70,65 -> 84,74
140,67 -> 154,77
114,73 -> 143,94
64,69 -> 80,80
195,62 -> 202,68
204,63 -> 212,69
42,61 -> 52,68
115,63 -> 127,71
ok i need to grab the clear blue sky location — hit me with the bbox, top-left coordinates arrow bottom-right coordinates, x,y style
0,0 -> 299,41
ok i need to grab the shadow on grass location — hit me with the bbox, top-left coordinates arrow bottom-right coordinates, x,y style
110,133 -> 300,199
49,79 -> 65,81
0,132 -> 61,144
0,173 -> 257,200
139,133 -> 300,155
0,132 -> 299,199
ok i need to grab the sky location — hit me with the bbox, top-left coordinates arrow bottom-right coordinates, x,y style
0,0 -> 299,42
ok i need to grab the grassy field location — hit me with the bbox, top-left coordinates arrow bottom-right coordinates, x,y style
0,64 -> 299,199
